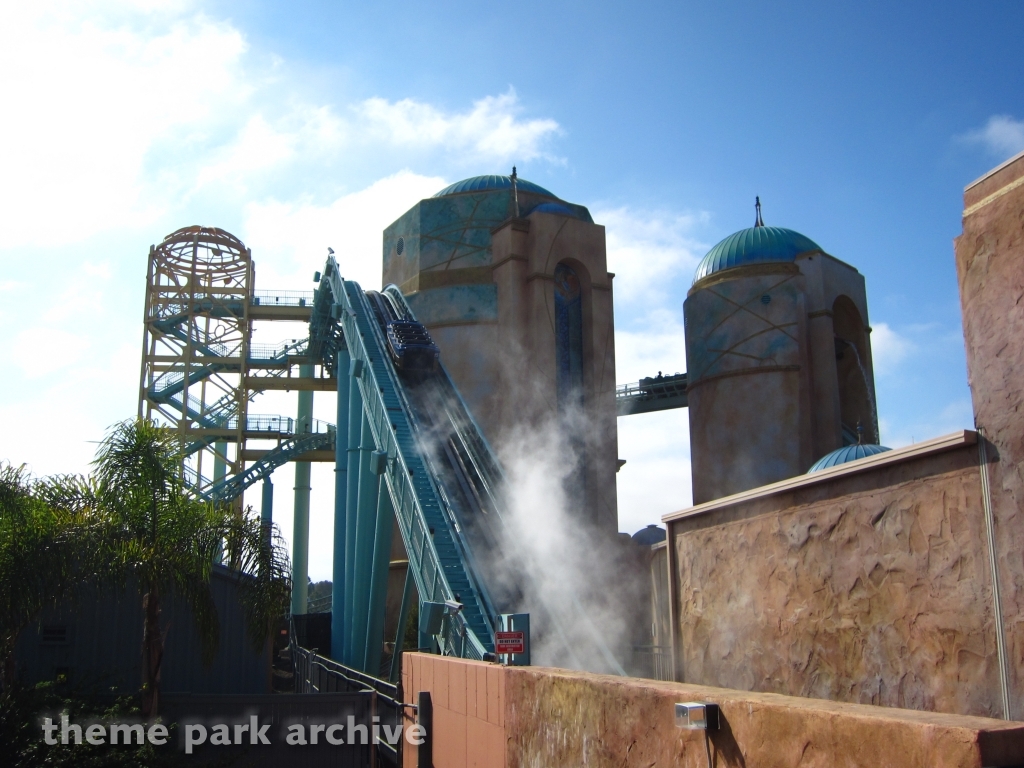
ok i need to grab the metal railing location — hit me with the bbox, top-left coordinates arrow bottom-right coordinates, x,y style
628,645 -> 673,681
249,338 -> 310,361
616,373 -> 688,400
253,289 -> 315,307
616,373 -> 688,415
292,639 -> 404,766
244,414 -> 335,435
308,594 -> 333,613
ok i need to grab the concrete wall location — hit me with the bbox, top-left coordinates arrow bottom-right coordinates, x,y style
955,149 -> 1024,719
401,652 -> 1024,767
663,433 -> 1007,717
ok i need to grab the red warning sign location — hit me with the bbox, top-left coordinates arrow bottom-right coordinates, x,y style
495,631 -> 525,655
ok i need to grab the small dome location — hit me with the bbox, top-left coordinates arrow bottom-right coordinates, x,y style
694,226 -> 821,284
433,175 -> 556,198
807,443 -> 891,473
631,524 -> 667,546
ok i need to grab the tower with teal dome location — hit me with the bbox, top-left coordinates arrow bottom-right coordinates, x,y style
383,172 -> 620,532
684,200 -> 878,503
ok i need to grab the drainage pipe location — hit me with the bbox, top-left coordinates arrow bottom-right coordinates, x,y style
979,426 -> 1011,719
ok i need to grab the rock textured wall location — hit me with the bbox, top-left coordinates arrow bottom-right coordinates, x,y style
402,652 -> 1024,768
669,445 -> 1003,717
956,151 -> 1024,719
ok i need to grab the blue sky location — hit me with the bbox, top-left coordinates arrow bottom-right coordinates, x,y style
1,1 -> 1021,579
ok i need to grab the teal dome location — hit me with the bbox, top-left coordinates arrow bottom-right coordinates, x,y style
694,226 -> 822,284
807,443 -> 891,473
433,175 -> 556,198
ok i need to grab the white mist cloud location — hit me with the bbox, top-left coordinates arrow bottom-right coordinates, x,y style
963,115 -> 1024,160
495,418 -> 644,674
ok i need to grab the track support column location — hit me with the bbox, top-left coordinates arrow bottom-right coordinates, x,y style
290,363 -> 314,616
213,441 -> 228,564
389,563 -> 415,682
350,413 -> 381,669
364,478 -> 395,673
260,477 -> 273,548
331,346 -> 351,662
343,357 -> 363,666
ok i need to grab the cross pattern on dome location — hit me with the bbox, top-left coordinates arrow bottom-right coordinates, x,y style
420,194 -> 505,271
694,274 -> 801,379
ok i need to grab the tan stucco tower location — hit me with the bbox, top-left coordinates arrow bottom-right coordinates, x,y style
383,173 -> 619,532
684,206 -> 878,504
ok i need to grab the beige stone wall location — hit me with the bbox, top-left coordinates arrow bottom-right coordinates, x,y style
667,443 -> 1004,717
956,151 -> 1024,719
402,652 -> 1024,767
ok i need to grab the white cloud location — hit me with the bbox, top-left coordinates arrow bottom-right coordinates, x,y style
0,5 -> 251,247
596,206 -> 706,304
355,89 -> 561,164
0,6 -> 563,251
614,308 -> 687,384
963,115 -> 1024,160
879,398 -> 974,449
242,170 -> 447,290
870,321 -> 914,376
10,328 -> 91,378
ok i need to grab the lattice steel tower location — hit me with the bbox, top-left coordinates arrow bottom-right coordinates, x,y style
138,226 -> 254,498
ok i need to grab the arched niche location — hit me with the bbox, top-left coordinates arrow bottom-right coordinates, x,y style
553,259 -> 590,507
553,260 -> 590,412
832,295 -> 877,444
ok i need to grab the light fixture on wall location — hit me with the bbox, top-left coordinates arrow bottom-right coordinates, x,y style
675,702 -> 719,730
675,702 -> 720,768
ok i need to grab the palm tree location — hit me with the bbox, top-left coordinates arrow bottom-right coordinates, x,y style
0,464 -> 102,692
52,419 -> 291,719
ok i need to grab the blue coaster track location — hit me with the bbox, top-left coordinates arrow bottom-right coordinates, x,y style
308,257 -> 499,661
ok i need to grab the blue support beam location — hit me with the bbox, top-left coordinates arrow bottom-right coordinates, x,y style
389,566 -> 415,683
331,347 -> 351,662
364,478 -> 395,674
343,357 -> 363,666
349,413 -> 380,669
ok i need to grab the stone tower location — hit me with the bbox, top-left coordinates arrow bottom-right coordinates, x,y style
382,174 -> 619,532
684,209 -> 878,504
